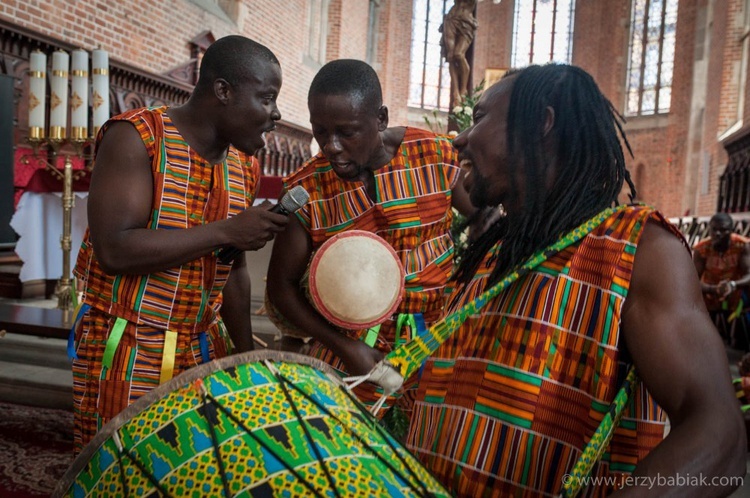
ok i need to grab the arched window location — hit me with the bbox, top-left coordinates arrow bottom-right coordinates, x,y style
409,0 -> 453,111
511,0 -> 575,68
625,0 -> 679,116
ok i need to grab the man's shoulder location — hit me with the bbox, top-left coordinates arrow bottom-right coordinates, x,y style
400,127 -> 459,165
110,106 -> 166,124
284,153 -> 334,187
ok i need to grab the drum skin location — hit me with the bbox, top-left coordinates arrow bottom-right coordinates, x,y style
309,231 -> 405,330
53,351 -> 449,498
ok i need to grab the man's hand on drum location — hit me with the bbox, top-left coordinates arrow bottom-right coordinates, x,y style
336,339 -> 385,377
221,201 -> 289,251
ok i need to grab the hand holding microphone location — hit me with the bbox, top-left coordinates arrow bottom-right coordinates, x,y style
218,186 -> 310,264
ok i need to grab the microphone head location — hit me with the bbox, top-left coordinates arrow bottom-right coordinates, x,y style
279,185 -> 310,213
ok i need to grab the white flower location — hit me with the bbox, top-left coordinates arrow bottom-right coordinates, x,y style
448,130 -> 459,136
452,106 -> 463,114
463,105 -> 473,115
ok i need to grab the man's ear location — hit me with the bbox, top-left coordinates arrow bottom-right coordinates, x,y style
542,106 -> 555,137
377,105 -> 389,131
214,79 -> 231,104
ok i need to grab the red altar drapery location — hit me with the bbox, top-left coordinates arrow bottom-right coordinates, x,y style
13,146 -> 90,207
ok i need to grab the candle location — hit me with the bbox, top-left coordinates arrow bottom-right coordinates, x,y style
28,50 -> 46,140
49,50 -> 69,140
91,49 -> 109,135
70,49 -> 89,140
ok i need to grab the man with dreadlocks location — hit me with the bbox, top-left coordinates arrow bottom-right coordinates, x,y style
405,64 -> 745,496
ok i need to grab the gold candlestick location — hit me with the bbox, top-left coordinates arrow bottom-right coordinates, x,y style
20,136 -> 95,312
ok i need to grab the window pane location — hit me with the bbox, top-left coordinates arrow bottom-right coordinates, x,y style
625,0 -> 678,116
641,89 -> 656,114
409,0 -> 453,110
658,86 -> 671,113
628,89 -> 641,115
512,0 -> 575,67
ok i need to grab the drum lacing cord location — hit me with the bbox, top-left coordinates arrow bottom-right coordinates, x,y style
203,390 -> 328,498
263,361 -> 433,497
265,360 -> 342,498
196,381 -> 233,498
111,430 -> 173,498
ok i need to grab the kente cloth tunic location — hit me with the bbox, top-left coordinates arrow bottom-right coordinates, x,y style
407,206 -> 682,497
693,233 -> 750,312
71,107 -> 260,451
275,127 -> 462,411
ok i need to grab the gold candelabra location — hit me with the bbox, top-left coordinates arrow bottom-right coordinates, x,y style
22,135 -> 94,313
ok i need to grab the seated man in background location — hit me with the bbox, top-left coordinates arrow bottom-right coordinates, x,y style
71,36 -> 288,452
694,212 -> 750,350
265,59 -> 474,428
407,64 -> 746,496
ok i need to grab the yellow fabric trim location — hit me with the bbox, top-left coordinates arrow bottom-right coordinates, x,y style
159,330 -> 178,385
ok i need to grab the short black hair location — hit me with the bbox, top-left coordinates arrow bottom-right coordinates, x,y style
710,212 -> 733,225
455,63 -> 637,286
308,59 -> 383,113
196,35 -> 279,90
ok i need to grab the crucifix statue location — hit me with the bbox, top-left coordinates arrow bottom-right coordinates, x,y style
439,0 -> 478,107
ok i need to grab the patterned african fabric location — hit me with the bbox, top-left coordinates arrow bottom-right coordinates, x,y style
74,106 -> 261,333
72,307 -> 231,453
279,127 -> 461,412
693,233 -> 750,312
407,205 -> 681,497
71,107 -> 259,453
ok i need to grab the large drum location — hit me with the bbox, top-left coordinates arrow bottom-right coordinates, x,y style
53,351 -> 449,497
309,230 -> 405,330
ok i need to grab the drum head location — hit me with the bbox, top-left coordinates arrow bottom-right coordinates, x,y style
309,230 -> 405,329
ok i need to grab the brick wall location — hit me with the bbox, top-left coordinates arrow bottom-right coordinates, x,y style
0,0 -> 373,128
0,0 -> 744,217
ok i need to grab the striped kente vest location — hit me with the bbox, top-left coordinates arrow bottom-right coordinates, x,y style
407,205 -> 684,497
74,107 -> 260,333
284,127 -> 461,314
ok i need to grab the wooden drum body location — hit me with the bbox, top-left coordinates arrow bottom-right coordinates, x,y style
53,351 -> 449,497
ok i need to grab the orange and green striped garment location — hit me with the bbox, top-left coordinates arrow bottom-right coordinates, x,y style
693,232 -> 750,312
407,206 -> 683,497
74,107 -> 260,333
284,127 -> 461,315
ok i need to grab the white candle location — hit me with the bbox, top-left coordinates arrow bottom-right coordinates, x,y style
70,49 -> 89,140
28,50 -> 46,139
91,49 -> 109,134
49,50 -> 69,140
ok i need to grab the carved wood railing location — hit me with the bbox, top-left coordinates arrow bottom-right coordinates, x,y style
669,213 -> 750,247
0,18 -> 312,200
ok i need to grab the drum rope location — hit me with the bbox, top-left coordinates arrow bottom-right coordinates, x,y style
264,361 -> 433,497
112,430 -> 173,497
361,206 -> 626,411
265,361 -> 343,498
204,392 -> 328,498
197,383 -> 233,498
332,383 -> 435,497
113,432 -> 131,498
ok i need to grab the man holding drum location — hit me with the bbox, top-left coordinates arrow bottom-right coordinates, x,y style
266,59 -> 474,423
405,64 -> 746,496
71,36 -> 288,452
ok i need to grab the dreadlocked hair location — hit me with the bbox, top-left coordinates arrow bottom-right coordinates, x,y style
454,63 -> 637,288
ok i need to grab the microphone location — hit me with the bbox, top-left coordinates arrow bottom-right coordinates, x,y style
218,185 -> 310,264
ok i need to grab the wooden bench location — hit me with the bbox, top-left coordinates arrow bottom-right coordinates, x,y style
0,302 -> 70,340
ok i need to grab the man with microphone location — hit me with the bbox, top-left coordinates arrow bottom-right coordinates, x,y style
70,36 -> 287,453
